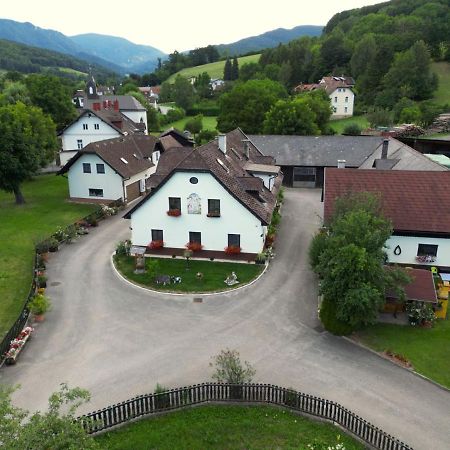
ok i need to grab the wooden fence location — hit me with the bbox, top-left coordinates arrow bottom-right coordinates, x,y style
79,382 -> 413,450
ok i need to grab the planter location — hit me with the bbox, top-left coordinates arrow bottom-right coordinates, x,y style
167,209 -> 181,217
225,245 -> 241,255
186,242 -> 203,252
148,240 -> 164,250
33,314 -> 45,322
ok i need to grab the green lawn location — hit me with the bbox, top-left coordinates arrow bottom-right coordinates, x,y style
0,176 -> 96,338
167,54 -> 261,82
114,255 -> 262,293
431,61 -> 450,106
95,405 -> 364,450
356,319 -> 450,388
328,116 -> 370,134
163,115 -> 218,133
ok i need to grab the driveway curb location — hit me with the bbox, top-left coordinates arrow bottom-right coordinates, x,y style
110,253 -> 269,297
342,336 -> 450,393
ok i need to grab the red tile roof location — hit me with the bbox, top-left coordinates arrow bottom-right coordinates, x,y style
323,169 -> 450,235
387,268 -> 437,303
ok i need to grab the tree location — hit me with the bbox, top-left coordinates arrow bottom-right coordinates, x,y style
24,74 -> 77,130
0,384 -> 99,449
223,57 -> 233,81
184,114 -> 203,139
172,75 -> 196,110
194,72 -> 212,99
263,90 -> 331,135
311,193 -> 410,331
210,348 -> 255,383
231,56 -> 239,80
0,102 -> 58,204
217,79 -> 287,133
239,62 -> 262,81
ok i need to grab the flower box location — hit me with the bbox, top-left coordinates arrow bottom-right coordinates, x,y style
415,255 -> 436,263
148,240 -> 164,250
225,245 -> 241,255
207,212 -> 221,218
186,242 -> 203,252
5,326 -> 33,365
167,209 -> 181,217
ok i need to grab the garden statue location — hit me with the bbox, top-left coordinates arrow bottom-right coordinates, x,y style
224,271 -> 238,286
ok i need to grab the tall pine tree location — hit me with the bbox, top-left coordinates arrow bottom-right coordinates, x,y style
223,57 -> 233,81
231,56 -> 239,80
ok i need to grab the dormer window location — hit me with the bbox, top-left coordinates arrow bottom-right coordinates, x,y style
120,157 -> 128,164
216,158 -> 229,173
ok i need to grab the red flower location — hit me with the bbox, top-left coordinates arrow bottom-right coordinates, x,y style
148,240 -> 164,250
224,245 -> 241,255
186,242 -> 203,252
167,209 -> 181,217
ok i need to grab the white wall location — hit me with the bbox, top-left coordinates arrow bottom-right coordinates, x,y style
330,88 -> 354,118
386,235 -> 450,267
61,114 -> 121,151
124,165 -> 156,188
60,150 -> 78,166
121,110 -> 148,134
130,172 -> 266,253
67,154 -> 124,201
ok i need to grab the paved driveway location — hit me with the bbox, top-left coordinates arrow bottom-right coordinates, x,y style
1,189 -> 450,449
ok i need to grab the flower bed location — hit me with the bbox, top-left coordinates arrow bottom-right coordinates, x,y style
5,326 -> 33,365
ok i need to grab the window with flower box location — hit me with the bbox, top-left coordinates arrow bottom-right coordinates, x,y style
167,197 -> 181,216
152,229 -> 163,241
416,244 -> 438,262
207,199 -> 221,217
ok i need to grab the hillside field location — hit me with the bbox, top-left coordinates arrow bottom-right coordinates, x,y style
432,62 -> 450,106
167,54 -> 261,82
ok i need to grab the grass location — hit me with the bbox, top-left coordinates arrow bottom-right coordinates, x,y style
328,116 -> 370,134
55,67 -> 87,76
0,175 -> 96,338
431,61 -> 450,106
356,319 -> 450,388
95,405 -> 364,449
114,254 -> 263,293
167,54 -> 261,82
163,115 -> 217,132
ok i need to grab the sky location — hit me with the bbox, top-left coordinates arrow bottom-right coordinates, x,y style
1,0 -> 382,53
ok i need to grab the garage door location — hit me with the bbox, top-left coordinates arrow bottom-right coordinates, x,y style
126,180 -> 141,202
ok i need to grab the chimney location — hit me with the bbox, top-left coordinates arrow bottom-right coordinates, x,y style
337,160 -> 346,169
111,120 -> 122,130
381,139 -> 389,159
114,100 -> 119,111
242,139 -> 250,159
218,134 -> 226,154
102,100 -> 107,109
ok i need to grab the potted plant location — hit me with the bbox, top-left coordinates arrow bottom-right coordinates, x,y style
148,240 -> 164,250
47,238 -> 59,252
167,209 -> 181,217
35,240 -> 50,255
186,242 -> 203,252
225,245 -> 241,255
37,274 -> 47,288
28,294 -> 51,322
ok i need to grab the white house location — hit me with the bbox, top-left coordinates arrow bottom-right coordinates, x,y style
324,169 -> 450,268
124,129 -> 283,257
59,135 -> 160,203
294,76 -> 355,119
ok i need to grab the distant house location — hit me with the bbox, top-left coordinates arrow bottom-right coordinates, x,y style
124,128 -> 283,258
158,128 -> 195,152
323,169 -> 450,269
294,76 -> 355,118
58,108 -> 146,166
210,78 -> 225,91
138,86 -> 161,107
58,135 -> 159,203
249,135 -> 446,188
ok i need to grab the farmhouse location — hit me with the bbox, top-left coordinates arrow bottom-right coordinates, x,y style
323,169 -> 450,269
249,135 -> 446,188
59,135 -> 159,203
124,128 -> 283,257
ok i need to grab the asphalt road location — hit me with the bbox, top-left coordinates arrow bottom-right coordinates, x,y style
2,189 -> 449,449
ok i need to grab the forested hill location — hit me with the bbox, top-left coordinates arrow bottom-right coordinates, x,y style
216,25 -> 323,56
0,39 -> 116,80
259,0 -> 450,109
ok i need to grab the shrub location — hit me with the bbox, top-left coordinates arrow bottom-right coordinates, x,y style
53,227 -> 68,242
210,348 -> 256,384
406,301 -> 436,326
154,383 -> 170,409
47,238 -> 59,252
28,294 -> 51,316
319,297 -> 355,336
166,107 -> 185,123
115,240 -> 131,256
36,240 -> 50,254
86,216 -> 98,227
37,275 -> 47,288
343,123 -> 362,135
265,234 -> 275,247
36,254 -> 46,269
146,258 -> 160,276
277,187 -> 284,204
309,230 -> 328,272
271,209 -> 281,228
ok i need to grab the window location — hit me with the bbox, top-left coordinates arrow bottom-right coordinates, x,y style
82,163 -> 91,173
77,139 -> 83,149
332,107 -> 337,113
151,229 -> 163,241
189,176 -> 198,184
345,96 -> 349,103
89,188 -> 103,197
334,97 -> 338,103
207,199 -> 220,217
293,167 -> 316,182
189,232 -> 201,244
94,123 -> 100,130
96,163 -> 105,174
417,244 -> 438,257
169,197 -> 181,210
228,234 -> 240,247
344,107 -> 348,113
83,123 -> 88,130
